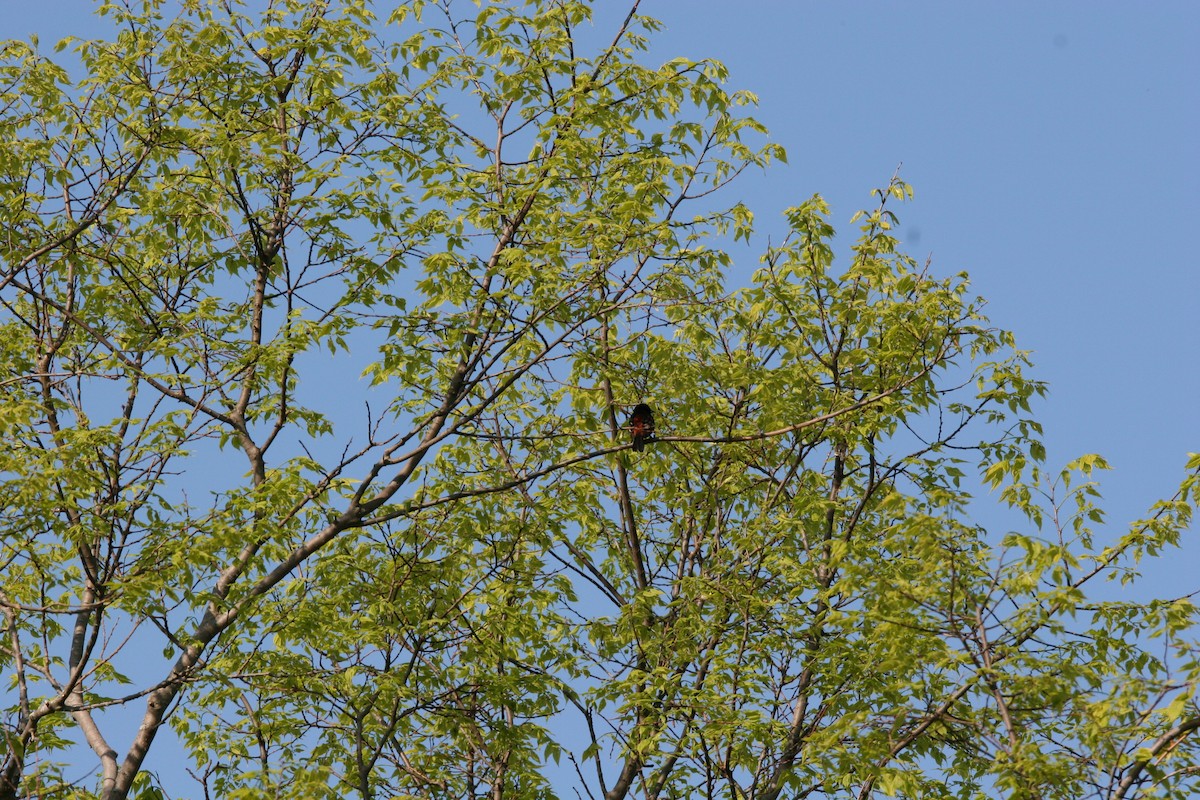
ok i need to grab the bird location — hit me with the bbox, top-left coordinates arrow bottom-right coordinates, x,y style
628,403 -> 655,452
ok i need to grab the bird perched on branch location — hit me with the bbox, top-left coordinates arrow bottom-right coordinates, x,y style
628,403 -> 655,452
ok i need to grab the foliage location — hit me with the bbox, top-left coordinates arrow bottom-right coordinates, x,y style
0,1 -> 1196,799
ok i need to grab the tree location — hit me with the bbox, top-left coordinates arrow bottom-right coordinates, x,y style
1,1 -> 1197,798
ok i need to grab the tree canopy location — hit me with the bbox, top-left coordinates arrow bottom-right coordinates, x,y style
1,2 -> 1197,799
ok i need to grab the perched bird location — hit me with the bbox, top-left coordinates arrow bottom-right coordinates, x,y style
628,403 -> 655,452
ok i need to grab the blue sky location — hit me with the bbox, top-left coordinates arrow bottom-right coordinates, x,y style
3,0 -> 1198,792
649,1 -> 1199,596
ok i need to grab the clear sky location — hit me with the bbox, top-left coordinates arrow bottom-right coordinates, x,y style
3,0 -> 1198,791
648,1 -> 1200,596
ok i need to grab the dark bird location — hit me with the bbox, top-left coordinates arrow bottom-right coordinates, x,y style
628,403 -> 655,452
